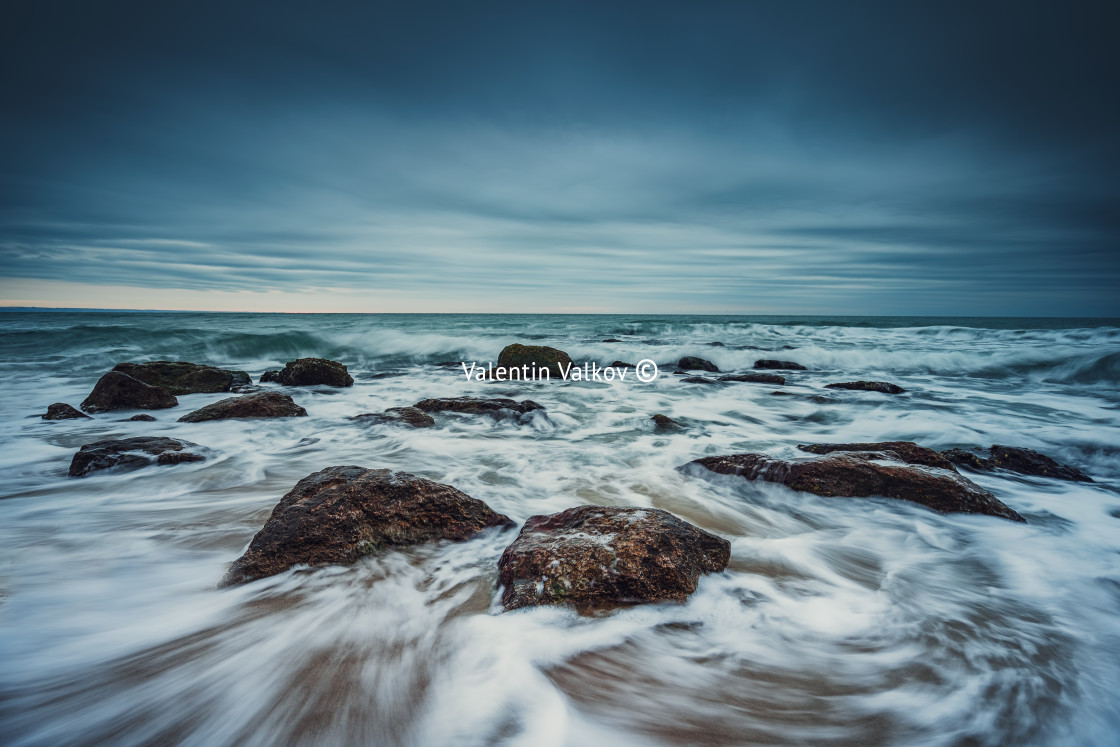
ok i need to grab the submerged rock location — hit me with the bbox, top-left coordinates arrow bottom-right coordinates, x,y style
610,361 -> 635,368
497,505 -> 730,612
42,403 -> 90,420
680,376 -> 719,384
825,381 -> 906,394
651,414 -> 683,431
797,441 -> 955,471
69,436 -> 205,477
220,466 -> 514,586
259,357 -> 354,387
753,360 -> 806,370
351,406 -> 435,428
602,338 -> 622,343
686,449 -> 1024,522
497,344 -> 573,380
80,371 -> 178,414
677,356 -> 719,372
942,445 -> 1092,482
718,373 -> 785,385
124,414 -> 157,422
178,392 -> 308,422
414,397 -> 544,419
112,361 -> 251,395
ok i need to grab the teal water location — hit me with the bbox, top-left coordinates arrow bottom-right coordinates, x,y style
1,313 -> 1118,746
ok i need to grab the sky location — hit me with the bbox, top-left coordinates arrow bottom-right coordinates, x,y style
1,0 -> 1117,315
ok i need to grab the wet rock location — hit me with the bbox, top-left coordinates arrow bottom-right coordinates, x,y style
112,361 -> 251,395
351,406 -> 436,428
69,436 -> 205,477
753,360 -> 806,370
80,371 -> 178,414
651,414 -> 683,431
42,403 -> 90,420
706,341 -> 726,347
178,392 -> 308,422
718,373 -> 785,385
942,445 -> 1092,482
685,450 -> 1025,522
825,381 -> 906,394
677,356 -> 719,372
414,397 -> 544,419
497,505 -> 730,612
602,338 -> 622,343
798,441 -> 955,470
610,361 -> 635,368
220,466 -> 514,586
771,391 -> 794,396
680,376 -> 719,384
258,357 -> 354,387
497,344 -> 573,380
124,414 -> 157,422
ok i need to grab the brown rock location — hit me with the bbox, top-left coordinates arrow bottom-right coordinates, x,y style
498,505 -> 730,612
942,445 -> 1092,482
69,436 -> 205,477
178,392 -> 308,422
677,356 -> 719,372
651,414 -> 683,431
80,371 -> 178,414
754,360 -> 806,370
497,344 -> 573,380
825,381 -> 906,394
351,407 -> 436,428
112,361 -> 251,395
686,450 -> 1024,522
220,466 -> 514,586
680,376 -> 718,384
42,402 -> 90,420
719,373 -> 785,385
413,397 -> 544,418
610,361 -> 635,368
798,441 -> 956,470
259,357 -> 354,387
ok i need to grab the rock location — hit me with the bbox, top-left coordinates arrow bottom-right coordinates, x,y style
677,356 -> 719,372
414,397 -> 544,419
718,373 -> 785,385
610,361 -> 635,368
754,360 -> 806,370
771,391 -> 794,396
706,341 -> 726,347
351,407 -> 436,428
80,371 -> 179,414
680,376 -> 718,384
497,505 -> 730,612
69,436 -> 205,477
602,338 -> 622,343
497,344 -> 573,380
260,370 -> 281,383
124,414 -> 157,422
685,450 -> 1024,522
651,414 -> 683,431
825,381 -> 906,394
112,361 -> 251,395
42,403 -> 90,420
798,441 -> 956,471
220,466 -> 514,586
178,392 -> 308,422
259,357 -> 354,387
942,445 -> 1092,482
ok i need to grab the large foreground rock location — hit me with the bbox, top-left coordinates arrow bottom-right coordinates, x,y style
178,392 -> 308,422
42,403 -> 90,420
113,361 -> 251,395
414,397 -> 544,419
221,466 -> 514,586
497,344 -> 573,380
80,371 -> 179,413
351,407 -> 435,428
826,381 -> 906,394
260,357 -> 354,387
754,360 -> 806,370
942,445 -> 1092,482
498,506 -> 730,612
798,441 -> 955,470
677,356 -> 719,372
686,449 -> 1024,522
69,437 -> 205,477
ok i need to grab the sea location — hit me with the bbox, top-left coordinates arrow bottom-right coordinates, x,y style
1,312 -> 1118,746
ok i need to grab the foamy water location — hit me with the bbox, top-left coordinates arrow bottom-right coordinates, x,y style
1,312 -> 1118,746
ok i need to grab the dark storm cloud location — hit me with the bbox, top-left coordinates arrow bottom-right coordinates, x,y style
1,0 -> 1117,313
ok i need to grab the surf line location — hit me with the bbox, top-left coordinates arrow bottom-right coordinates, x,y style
460,361 -> 630,382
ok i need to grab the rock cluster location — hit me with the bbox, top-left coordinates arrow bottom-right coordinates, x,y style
69,437 -> 205,477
